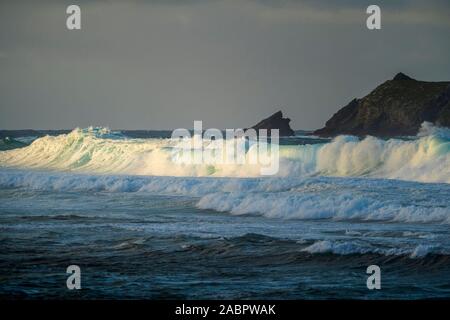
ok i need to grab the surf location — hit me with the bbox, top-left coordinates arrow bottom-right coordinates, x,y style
0,123 -> 449,183
0,169 -> 448,224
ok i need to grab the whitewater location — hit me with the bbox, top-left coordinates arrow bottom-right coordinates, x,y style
0,122 -> 449,183
1,123 -> 450,299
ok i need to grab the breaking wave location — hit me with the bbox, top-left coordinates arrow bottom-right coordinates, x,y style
301,240 -> 445,258
0,170 -> 449,224
0,123 -> 449,183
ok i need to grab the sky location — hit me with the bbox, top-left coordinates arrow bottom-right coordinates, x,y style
0,0 -> 449,130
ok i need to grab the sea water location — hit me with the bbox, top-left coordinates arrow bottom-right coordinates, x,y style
0,125 -> 449,299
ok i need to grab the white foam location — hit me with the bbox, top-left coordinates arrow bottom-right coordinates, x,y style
0,123 -> 449,183
196,187 -> 450,223
0,170 -> 448,224
302,240 -> 444,258
302,240 -> 372,255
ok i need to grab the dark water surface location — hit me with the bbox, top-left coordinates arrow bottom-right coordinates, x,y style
1,183 -> 449,299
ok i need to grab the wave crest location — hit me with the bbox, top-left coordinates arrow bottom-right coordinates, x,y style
0,124 -> 449,183
0,170 -> 448,224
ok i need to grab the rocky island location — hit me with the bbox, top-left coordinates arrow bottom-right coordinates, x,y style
250,110 -> 295,136
314,73 -> 450,137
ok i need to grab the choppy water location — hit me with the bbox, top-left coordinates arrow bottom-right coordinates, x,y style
0,126 -> 449,299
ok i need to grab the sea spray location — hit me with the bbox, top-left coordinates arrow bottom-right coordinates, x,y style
0,123 -> 449,183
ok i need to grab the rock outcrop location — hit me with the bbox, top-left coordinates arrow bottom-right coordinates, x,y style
251,111 -> 295,136
314,73 -> 450,137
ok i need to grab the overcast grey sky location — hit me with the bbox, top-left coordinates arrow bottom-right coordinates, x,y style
0,0 -> 449,130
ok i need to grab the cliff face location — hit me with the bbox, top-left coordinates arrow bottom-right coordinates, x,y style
314,73 -> 450,137
251,111 -> 295,136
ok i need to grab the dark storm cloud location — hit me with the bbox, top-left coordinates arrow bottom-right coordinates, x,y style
0,0 -> 449,129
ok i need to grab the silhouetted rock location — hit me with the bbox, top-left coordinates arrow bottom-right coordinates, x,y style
314,73 -> 450,137
392,72 -> 415,81
251,111 -> 295,136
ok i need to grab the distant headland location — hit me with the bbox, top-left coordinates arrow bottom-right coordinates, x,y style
314,73 -> 450,137
247,73 -> 450,138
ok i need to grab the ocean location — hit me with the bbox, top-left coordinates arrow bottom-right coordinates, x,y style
0,126 -> 449,299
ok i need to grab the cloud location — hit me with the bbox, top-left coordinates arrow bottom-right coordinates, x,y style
242,0 -> 450,27
0,0 -> 449,130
